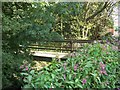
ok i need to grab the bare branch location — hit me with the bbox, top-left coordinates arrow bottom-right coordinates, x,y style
86,2 -> 109,21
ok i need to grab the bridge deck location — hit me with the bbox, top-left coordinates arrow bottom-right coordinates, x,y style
32,51 -> 70,59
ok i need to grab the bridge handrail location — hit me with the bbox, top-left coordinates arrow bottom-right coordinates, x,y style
20,39 -> 106,52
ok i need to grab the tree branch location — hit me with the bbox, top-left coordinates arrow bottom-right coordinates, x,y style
107,2 -> 118,17
86,2 -> 109,21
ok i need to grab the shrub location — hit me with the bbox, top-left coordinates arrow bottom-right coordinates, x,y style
21,43 -> 119,88
2,51 -> 31,89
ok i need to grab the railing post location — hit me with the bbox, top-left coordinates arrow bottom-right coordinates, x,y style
60,42 -> 62,52
70,40 -> 73,53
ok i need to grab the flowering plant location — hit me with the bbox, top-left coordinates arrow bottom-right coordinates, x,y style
21,43 -> 119,88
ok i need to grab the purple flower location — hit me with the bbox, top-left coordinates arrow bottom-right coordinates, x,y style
103,45 -> 107,48
74,64 -> 78,71
82,78 -> 87,85
100,70 -> 108,75
106,52 -> 109,54
99,62 -> 108,75
63,62 -> 67,70
63,62 -> 67,66
102,70 -> 107,75
99,62 -> 105,70
25,67 -> 28,71
20,65 -> 24,69
63,74 -> 66,80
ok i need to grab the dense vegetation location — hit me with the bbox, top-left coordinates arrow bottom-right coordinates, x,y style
20,43 -> 119,88
2,1 -> 119,89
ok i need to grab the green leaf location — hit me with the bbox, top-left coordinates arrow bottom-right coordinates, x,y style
90,73 -> 97,77
21,73 -> 29,76
23,84 -> 31,88
31,83 -> 35,88
51,74 -> 55,79
27,75 -> 32,83
23,78 -> 28,83
97,77 -> 101,83
69,74 -> 72,80
30,70 -> 35,75
76,84 -> 83,88
85,61 -> 93,68
75,79 -> 79,83
65,81 -> 74,84
44,84 -> 49,88
69,85 -> 72,88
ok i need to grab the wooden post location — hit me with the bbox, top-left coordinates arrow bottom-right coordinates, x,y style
60,42 -> 62,52
70,40 -> 73,53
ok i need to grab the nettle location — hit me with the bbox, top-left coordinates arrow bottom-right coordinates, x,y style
20,43 -> 119,89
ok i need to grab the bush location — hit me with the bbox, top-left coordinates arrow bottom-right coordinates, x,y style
2,51 -> 31,89
21,43 -> 119,88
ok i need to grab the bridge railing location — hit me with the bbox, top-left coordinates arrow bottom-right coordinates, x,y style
27,39 -> 105,52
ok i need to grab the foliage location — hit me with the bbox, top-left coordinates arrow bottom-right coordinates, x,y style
2,2 -> 117,51
21,43 -> 119,88
2,3 -> 63,89
2,2 -> 118,50
2,2 -> 63,52
2,51 -> 32,89
51,2 -> 116,39
2,2 -> 118,89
